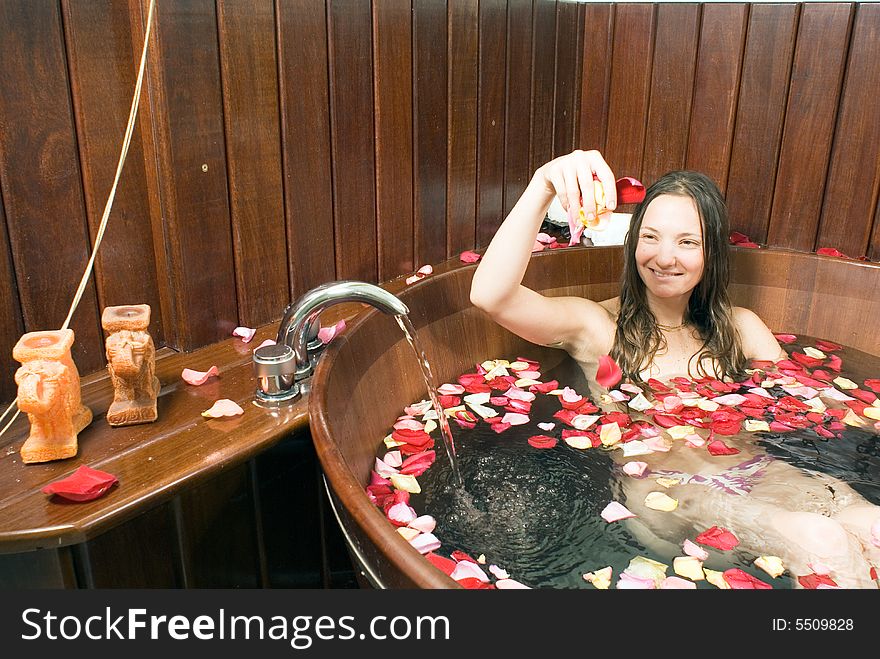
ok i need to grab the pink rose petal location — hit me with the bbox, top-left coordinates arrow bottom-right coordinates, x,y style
501,412 -> 530,426
387,502 -> 418,526
255,339 -> 276,350
683,538 -> 710,561
201,399 -> 244,418
409,532 -> 441,554
318,320 -> 346,344
408,515 -> 436,534
601,501 -> 636,523
232,326 -> 256,343
460,250 -> 481,263
182,365 -> 220,385
622,461 -> 648,477
417,264 -> 433,276
450,560 -> 490,583
495,578 -> 531,589
617,572 -> 656,589
660,576 -> 697,589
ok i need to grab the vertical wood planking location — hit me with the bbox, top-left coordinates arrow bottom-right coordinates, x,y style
685,3 -> 748,193
217,0 -> 288,326
552,1 -> 579,158
276,0 -> 336,298
530,0 -> 557,173
62,0 -> 164,343
447,0 -> 478,254
768,3 -> 852,252
640,2 -> 699,187
374,0 -> 414,280
503,0 -> 533,218
605,2 -> 654,180
818,4 -> 880,259
726,3 -> 798,243
141,0 -> 238,349
413,0 -> 448,267
578,3 -> 614,152
0,1 -> 105,373
476,0 -> 507,248
0,189 -> 23,405
328,0 -> 377,282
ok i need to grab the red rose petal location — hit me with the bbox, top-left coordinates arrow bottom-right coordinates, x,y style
41,465 -> 118,502
814,339 -> 842,352
707,439 -> 740,456
459,250 -> 482,263
616,176 -> 646,204
527,435 -> 558,449
797,573 -> 838,589
864,379 -> 880,394
723,568 -> 772,589
773,333 -> 798,344
729,231 -> 751,245
817,247 -> 847,258
425,553 -> 457,575
595,354 -> 623,388
695,526 -> 740,550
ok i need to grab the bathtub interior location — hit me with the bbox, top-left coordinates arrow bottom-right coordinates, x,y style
309,246 -> 880,588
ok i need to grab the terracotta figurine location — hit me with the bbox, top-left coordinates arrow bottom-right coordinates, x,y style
102,304 -> 160,426
13,329 -> 93,464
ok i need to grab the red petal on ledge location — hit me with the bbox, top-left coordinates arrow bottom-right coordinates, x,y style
459,250 -> 481,263
42,465 -> 118,502
615,176 -> 645,204
817,247 -> 848,258
729,231 -> 751,245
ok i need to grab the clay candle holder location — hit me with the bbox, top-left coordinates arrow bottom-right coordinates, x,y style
13,329 -> 93,464
102,304 -> 160,427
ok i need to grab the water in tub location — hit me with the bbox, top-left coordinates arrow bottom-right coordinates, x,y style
371,334 -> 880,589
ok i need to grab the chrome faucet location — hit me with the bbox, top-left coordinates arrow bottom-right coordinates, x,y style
252,280 -> 409,404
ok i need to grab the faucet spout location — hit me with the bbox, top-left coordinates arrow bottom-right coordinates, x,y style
254,281 -> 409,404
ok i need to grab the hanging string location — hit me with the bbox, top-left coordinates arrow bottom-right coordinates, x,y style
0,0 -> 156,441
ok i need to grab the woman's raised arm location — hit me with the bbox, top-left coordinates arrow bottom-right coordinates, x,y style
469,150 -> 619,358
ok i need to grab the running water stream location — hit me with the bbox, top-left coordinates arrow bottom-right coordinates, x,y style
396,315 -> 464,488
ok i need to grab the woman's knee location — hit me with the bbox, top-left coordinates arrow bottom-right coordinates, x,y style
771,511 -> 851,558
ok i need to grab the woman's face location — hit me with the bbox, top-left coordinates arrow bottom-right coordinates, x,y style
634,194 -> 705,301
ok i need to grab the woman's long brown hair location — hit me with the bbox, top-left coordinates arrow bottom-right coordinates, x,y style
610,170 -> 749,383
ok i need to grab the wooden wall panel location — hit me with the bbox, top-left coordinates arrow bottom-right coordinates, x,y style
329,0 -> 377,282
726,3 -> 798,243
605,2 -> 654,181
375,0 -> 414,280
640,2 -> 699,187
62,0 -> 164,343
552,1 -> 579,158
476,0 -> 508,247
0,190 -> 23,406
818,3 -> 880,259
0,1 -> 105,374
503,0 -> 534,217
447,0 -> 478,255
217,0 -> 288,327
768,3 -> 852,252
413,0 -> 448,267
143,0 -> 238,349
277,0 -> 336,298
530,0 -> 557,172
578,3 -> 614,152
685,3 -> 748,193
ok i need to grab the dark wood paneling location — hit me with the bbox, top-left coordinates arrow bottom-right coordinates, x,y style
605,2 -> 654,181
217,0 -> 288,326
640,2 -> 699,187
0,189 -> 23,406
552,1 -> 579,158
686,3 -> 748,193
578,3 -> 614,152
726,3 -> 798,243
530,0 -> 557,172
476,0 -> 507,248
78,503 -> 179,587
0,1 -> 105,373
177,464 -> 261,587
413,0 -> 448,267
329,0 -> 377,282
62,0 -> 164,345
0,547 -> 77,589
375,0 -> 414,280
277,0 -> 336,298
769,3 -> 852,252
818,3 -> 880,259
503,0 -> 534,217
144,0 -> 238,349
448,0 -> 479,254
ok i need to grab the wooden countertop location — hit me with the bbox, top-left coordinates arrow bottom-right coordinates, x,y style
0,301 -> 368,555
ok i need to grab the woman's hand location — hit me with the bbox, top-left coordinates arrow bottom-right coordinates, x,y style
538,149 -> 617,226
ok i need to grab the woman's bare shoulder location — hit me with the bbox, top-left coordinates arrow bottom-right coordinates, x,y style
732,306 -> 787,361
598,296 -> 620,315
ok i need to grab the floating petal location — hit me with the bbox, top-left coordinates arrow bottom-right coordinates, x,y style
644,491 -> 678,511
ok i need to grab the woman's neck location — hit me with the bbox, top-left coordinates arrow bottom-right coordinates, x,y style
646,292 -> 691,328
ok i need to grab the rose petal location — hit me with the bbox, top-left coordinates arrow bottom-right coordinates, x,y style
723,568 -> 772,589
622,461 -> 648,477
695,526 -> 739,550
683,539 -> 710,561
232,326 -> 256,343
601,501 -> 636,523
41,465 -> 118,502
596,355 -> 623,388
460,250 -> 481,263
318,320 -> 346,344
201,398 -> 245,418
182,365 -> 220,385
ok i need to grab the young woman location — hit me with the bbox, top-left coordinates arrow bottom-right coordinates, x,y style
470,149 -> 880,588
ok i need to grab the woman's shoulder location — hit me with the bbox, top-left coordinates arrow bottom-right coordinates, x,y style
731,306 -> 787,361
598,296 -> 620,316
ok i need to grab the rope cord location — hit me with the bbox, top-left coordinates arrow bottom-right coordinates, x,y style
0,0 -> 156,440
